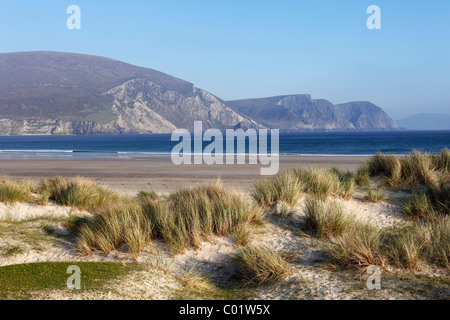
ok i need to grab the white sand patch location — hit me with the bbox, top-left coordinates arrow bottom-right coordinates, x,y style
0,202 -> 88,222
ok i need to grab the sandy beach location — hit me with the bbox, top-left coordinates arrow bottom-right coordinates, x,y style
0,150 -> 448,300
0,156 -> 368,195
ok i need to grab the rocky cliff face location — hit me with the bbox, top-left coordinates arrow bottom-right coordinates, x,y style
228,95 -> 398,131
0,78 -> 255,135
0,51 -> 398,135
106,78 -> 255,133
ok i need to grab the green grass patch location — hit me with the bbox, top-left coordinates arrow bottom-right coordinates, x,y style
0,262 -> 141,299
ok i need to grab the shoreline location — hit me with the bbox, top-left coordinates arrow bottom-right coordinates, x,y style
0,156 -> 369,195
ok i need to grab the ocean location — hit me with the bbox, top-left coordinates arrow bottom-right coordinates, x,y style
0,131 -> 448,160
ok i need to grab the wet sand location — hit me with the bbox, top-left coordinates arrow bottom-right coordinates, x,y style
0,156 -> 369,195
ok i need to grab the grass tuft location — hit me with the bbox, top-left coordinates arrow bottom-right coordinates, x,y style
75,200 -> 151,257
75,182 -> 262,256
303,198 -> 355,239
0,178 -> 33,204
324,223 -> 385,269
297,168 -> 340,201
143,182 -> 263,254
252,170 -> 303,208
235,245 -> 291,286
39,177 -> 119,212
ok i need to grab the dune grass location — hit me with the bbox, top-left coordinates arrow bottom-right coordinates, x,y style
39,177 -> 119,212
232,223 -> 252,247
252,167 -> 345,209
427,219 -> 450,268
402,193 -> 438,222
74,182 -> 262,256
384,223 -> 430,270
303,198 -> 355,239
426,184 -> 450,215
361,149 -> 449,188
336,171 -> 356,201
251,169 -> 304,207
325,218 -> 450,271
385,220 -> 450,270
143,182 -> 263,254
366,185 -> 387,203
235,245 -> 291,286
297,168 -> 341,201
324,223 -> 386,269
177,268 -> 216,292
0,178 -> 33,204
74,200 -> 151,259
402,184 -> 449,222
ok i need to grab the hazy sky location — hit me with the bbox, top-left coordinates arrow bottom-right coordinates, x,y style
1,0 -> 449,119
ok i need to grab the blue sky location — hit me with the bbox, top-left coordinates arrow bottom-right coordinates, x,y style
1,0 -> 449,119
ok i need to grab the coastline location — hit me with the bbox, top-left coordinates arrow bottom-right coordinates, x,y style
0,156 -> 369,195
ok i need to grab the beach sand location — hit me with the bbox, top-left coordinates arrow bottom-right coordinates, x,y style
1,154 -> 448,300
0,156 -> 368,195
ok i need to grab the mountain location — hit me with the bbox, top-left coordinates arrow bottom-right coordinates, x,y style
396,113 -> 450,130
0,51 -> 255,135
227,96 -> 398,131
0,51 -> 398,135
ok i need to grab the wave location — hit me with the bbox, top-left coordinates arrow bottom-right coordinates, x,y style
0,149 -> 74,153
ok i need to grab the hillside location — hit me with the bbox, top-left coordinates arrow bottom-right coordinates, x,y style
227,96 -> 398,131
396,113 -> 450,130
0,51 -> 398,135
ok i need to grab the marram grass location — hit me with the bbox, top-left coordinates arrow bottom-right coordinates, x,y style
235,245 -> 291,286
251,169 -> 303,207
39,177 -> 119,212
75,182 -> 263,256
303,197 -> 355,239
0,178 -> 33,204
143,182 -> 263,254
361,149 -> 449,188
75,200 -> 151,259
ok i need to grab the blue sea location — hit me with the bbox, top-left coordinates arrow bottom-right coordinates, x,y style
0,131 -> 448,160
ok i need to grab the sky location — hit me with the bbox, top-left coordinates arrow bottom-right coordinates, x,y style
0,0 -> 449,119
